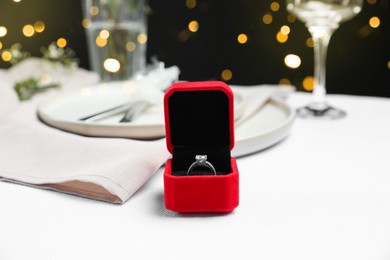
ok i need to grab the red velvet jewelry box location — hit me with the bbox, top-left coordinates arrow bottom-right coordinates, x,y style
163,81 -> 239,213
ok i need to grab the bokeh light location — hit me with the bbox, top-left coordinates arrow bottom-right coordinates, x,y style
90,6 -> 99,16
270,2 -> 280,11
137,33 -> 147,44
126,41 -> 136,52
56,38 -> 67,48
369,16 -> 380,28
99,29 -> 110,39
280,25 -> 290,35
177,29 -> 191,42
277,25 -> 290,43
303,76 -> 315,91
306,37 -> 314,47
34,21 -> 45,33
262,13 -> 273,24
0,26 -> 7,37
82,18 -> 91,29
237,33 -> 248,44
188,20 -> 199,32
104,58 -> 120,73
0,0 -> 387,98
186,0 -> 197,9
22,24 -> 34,37
287,14 -> 296,23
1,51 -> 12,62
96,36 -> 107,47
284,54 -> 301,69
279,78 -> 291,85
276,32 -> 288,43
221,69 -> 233,81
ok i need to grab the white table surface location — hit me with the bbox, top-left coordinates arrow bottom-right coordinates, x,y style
1,92 -> 390,260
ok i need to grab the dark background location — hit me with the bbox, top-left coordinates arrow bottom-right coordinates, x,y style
0,0 -> 389,97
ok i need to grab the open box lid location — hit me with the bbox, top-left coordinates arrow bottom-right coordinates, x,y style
164,81 -> 235,154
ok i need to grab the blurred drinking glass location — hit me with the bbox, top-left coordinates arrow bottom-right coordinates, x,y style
286,0 -> 363,119
82,0 -> 147,82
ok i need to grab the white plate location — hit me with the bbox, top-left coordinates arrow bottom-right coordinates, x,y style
37,81 -> 246,140
38,82 -> 295,156
38,81 -> 165,139
233,96 -> 295,157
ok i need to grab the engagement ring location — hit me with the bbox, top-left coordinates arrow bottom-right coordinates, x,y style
187,155 -> 216,176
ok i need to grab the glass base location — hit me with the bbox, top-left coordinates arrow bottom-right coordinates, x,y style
296,104 -> 346,119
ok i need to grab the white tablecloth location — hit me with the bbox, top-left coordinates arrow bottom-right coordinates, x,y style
1,92 -> 390,260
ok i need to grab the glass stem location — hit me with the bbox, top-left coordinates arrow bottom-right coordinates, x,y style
310,31 -> 332,110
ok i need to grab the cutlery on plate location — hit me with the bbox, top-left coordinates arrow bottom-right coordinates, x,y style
119,101 -> 150,123
79,100 -> 148,123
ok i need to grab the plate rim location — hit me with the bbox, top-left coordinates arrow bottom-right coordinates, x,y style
233,96 -> 296,157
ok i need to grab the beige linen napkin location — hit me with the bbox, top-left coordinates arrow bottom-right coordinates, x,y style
0,59 -> 170,203
0,102 -> 169,203
231,84 -> 293,125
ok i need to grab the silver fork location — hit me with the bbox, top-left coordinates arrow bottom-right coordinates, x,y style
79,100 -> 149,123
119,100 -> 150,123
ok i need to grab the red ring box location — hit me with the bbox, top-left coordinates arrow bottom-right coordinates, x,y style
163,81 -> 239,213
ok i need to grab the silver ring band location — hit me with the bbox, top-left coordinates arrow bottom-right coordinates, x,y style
187,155 -> 216,176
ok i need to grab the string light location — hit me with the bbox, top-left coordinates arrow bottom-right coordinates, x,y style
369,16 -> 380,28
302,76 -> 315,91
126,41 -> 136,52
1,51 -> 12,62
270,2 -> 280,11
306,37 -> 314,47
280,25 -> 290,35
99,30 -> 110,39
34,21 -> 45,33
237,33 -> 248,44
186,0 -> 197,9
177,29 -> 191,42
96,36 -> 107,47
137,33 -> 147,44
56,38 -> 67,48
221,69 -> 233,81
22,24 -> 35,37
0,26 -> 7,37
188,20 -> 199,32
262,13 -> 273,24
0,0 -> 387,94
104,58 -> 120,73
277,25 -> 290,43
287,14 -> 296,23
276,32 -> 288,43
284,54 -> 301,69
82,18 -> 91,29
90,6 -> 99,16
279,78 -> 291,85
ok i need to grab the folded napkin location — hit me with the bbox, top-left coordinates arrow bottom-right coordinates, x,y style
0,59 -> 170,203
231,84 -> 293,127
0,59 -> 292,203
0,102 -> 169,203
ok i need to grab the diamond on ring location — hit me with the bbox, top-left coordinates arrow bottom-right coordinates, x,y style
187,154 -> 216,176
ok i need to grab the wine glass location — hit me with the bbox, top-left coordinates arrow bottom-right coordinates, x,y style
286,0 -> 363,119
